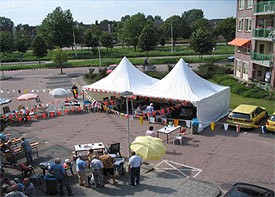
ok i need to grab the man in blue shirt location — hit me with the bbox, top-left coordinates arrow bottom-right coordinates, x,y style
21,137 -> 32,164
128,151 -> 143,186
49,158 -> 74,196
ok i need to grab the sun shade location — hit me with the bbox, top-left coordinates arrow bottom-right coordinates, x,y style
228,38 -> 250,46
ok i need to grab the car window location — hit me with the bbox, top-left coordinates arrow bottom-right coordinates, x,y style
269,115 -> 275,121
231,112 -> 250,119
255,107 -> 264,116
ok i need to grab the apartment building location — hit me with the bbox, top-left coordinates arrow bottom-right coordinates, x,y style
229,0 -> 275,89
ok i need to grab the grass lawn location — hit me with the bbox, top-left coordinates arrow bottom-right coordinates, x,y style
230,93 -> 275,114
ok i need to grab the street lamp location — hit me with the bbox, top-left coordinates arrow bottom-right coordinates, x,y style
72,25 -> 78,57
120,91 -> 133,158
171,21 -> 173,53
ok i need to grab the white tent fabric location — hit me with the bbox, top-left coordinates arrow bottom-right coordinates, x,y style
83,57 -> 159,94
142,58 -> 230,128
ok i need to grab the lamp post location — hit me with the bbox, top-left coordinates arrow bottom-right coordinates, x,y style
72,26 -> 77,57
120,91 -> 133,158
171,21 -> 173,53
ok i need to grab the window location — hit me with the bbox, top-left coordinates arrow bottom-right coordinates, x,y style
239,0 -> 244,10
257,69 -> 263,77
238,18 -> 243,31
246,0 -> 253,9
245,18 -> 252,32
236,60 -> 242,72
243,62 -> 249,74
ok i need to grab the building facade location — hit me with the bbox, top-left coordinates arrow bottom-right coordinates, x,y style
229,0 -> 275,89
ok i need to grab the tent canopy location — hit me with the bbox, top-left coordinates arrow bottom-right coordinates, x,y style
83,57 -> 159,95
142,59 -> 230,128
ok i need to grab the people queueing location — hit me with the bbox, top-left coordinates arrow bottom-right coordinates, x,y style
48,158 -> 74,196
99,150 -> 117,185
20,137 -> 32,164
23,178 -> 36,197
128,151 -> 143,186
90,155 -> 104,188
76,154 -> 89,187
145,126 -> 157,137
71,84 -> 78,99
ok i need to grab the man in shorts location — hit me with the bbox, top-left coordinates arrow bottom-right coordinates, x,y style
99,150 -> 117,185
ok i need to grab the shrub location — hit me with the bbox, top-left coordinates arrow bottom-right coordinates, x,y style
231,85 -> 249,95
219,79 -> 238,87
241,87 -> 267,99
212,74 -> 235,84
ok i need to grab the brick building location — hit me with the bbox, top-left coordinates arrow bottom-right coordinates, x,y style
229,0 -> 275,89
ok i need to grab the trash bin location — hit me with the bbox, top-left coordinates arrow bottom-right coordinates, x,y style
191,118 -> 199,134
44,174 -> 58,194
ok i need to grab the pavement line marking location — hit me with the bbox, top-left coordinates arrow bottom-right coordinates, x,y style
154,160 -> 202,178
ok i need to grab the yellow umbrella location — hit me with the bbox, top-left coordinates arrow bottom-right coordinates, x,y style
130,136 -> 166,161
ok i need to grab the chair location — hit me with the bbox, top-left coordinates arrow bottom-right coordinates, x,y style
108,143 -> 121,158
19,163 -> 35,177
173,128 -> 186,146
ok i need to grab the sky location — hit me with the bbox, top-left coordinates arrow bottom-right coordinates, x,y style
0,0 -> 236,26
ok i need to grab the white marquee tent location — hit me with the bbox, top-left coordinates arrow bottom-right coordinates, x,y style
82,56 -> 159,95
142,58 -> 230,128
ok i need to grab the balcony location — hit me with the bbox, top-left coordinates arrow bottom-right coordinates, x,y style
253,27 -> 274,38
251,52 -> 274,67
254,1 -> 275,14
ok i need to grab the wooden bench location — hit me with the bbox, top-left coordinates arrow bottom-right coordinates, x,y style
12,141 -> 39,157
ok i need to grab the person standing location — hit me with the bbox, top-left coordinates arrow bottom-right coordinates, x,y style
48,158 -> 74,196
145,126 -> 156,137
23,178 -> 36,197
71,84 -> 78,99
99,150 -> 117,185
145,103 -> 154,118
128,151 -> 143,186
21,137 -> 32,164
76,154 -> 89,187
90,155 -> 104,187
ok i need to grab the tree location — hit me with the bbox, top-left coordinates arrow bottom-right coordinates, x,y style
32,36 -> 48,65
193,18 -> 213,33
100,32 -> 113,52
84,25 -> 100,54
39,7 -> 74,48
122,13 -> 148,50
138,24 -> 158,56
189,27 -> 215,59
182,9 -> 204,32
0,31 -> 14,53
215,17 -> 236,44
161,15 -> 190,47
0,17 -> 14,32
52,48 -> 68,74
15,30 -> 30,62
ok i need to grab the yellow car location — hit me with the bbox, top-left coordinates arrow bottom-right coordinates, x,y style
266,112 -> 275,132
227,104 -> 268,129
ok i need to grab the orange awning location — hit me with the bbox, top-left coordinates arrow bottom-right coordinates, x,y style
228,38 -> 250,46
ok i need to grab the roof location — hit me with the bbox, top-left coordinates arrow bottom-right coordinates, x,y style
83,57 -> 159,94
142,58 -> 228,101
228,38 -> 251,46
232,104 -> 259,114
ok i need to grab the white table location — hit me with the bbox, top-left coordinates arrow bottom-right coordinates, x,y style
74,142 -> 105,156
157,126 -> 181,143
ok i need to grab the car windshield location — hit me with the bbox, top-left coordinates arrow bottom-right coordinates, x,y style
269,115 -> 275,121
230,112 -> 250,119
108,66 -> 116,70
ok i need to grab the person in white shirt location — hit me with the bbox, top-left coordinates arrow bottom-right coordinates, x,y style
128,151 -> 142,186
145,126 -> 156,137
145,103 -> 154,118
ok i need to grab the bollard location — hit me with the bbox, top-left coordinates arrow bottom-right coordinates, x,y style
139,117 -> 143,125
236,124 -> 241,133
210,122 -> 215,131
223,123 -> 229,131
